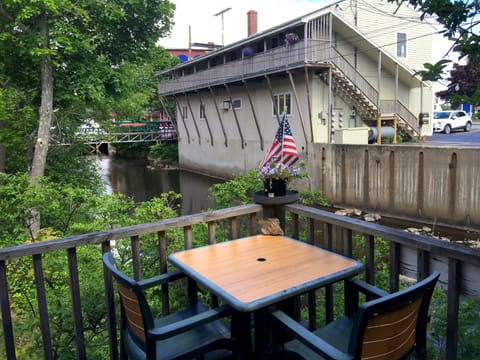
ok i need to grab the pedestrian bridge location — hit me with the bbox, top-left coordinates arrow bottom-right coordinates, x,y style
52,126 -> 177,153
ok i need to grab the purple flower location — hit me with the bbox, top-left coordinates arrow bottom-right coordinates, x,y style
285,33 -> 299,45
257,156 -> 307,184
242,46 -> 254,57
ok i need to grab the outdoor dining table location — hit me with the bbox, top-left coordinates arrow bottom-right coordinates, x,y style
168,235 -> 364,358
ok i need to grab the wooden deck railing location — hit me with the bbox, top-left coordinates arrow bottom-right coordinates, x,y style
1,203 -> 479,359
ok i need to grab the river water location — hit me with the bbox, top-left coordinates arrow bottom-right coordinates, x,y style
95,156 -> 224,215
95,156 -> 479,245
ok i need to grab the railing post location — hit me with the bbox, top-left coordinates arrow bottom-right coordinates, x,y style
365,235 -> 375,285
0,260 -> 16,360
343,228 -> 353,257
158,231 -> 172,315
33,254 -> 54,360
417,249 -> 430,280
101,242 -> 118,360
263,204 -> 287,230
291,213 -> 299,240
230,216 -> 238,239
446,258 -> 461,360
323,223 -> 334,323
307,218 -> 315,245
207,221 -> 216,245
131,235 -> 141,281
323,223 -> 332,250
67,247 -> 86,359
390,242 -> 400,292
249,213 -> 257,235
184,226 -> 193,249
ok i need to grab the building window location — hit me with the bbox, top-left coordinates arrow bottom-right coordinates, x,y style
397,32 -> 407,58
199,104 -> 205,119
181,105 -> 188,119
232,98 -> 242,109
273,93 -> 292,116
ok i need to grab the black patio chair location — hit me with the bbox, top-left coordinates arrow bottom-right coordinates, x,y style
270,272 -> 440,360
103,252 -> 234,359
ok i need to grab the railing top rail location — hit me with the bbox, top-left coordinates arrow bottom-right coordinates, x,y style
286,203 -> 480,266
0,204 -> 262,261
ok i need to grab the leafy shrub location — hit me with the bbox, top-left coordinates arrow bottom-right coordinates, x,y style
428,288 -> 480,359
149,142 -> 178,161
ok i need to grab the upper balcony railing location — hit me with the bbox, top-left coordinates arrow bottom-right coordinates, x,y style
158,40 -> 329,96
157,40 -> 382,119
1,203 -> 478,359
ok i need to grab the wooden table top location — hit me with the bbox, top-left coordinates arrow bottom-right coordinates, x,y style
169,235 -> 363,311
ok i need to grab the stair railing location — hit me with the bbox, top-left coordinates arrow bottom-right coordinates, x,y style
328,47 -> 378,106
380,99 -> 421,136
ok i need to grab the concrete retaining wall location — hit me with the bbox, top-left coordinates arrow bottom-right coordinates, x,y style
178,137 -> 480,229
309,143 -> 480,229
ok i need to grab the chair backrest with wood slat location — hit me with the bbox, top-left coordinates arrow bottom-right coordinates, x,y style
117,283 -> 147,343
103,253 -> 153,349
350,272 -> 440,360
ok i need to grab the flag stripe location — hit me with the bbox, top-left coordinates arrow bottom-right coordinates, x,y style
259,113 -> 299,169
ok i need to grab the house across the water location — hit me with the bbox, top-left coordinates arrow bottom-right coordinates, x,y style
155,0 -> 435,179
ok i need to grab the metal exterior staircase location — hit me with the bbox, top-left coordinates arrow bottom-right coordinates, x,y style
322,48 -> 421,139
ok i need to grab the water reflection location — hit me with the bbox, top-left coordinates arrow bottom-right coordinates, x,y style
95,156 -> 223,215
94,157 -> 479,245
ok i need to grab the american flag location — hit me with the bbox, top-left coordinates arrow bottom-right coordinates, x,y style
259,113 -> 299,168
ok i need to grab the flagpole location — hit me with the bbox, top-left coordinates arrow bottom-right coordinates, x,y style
281,111 -> 286,164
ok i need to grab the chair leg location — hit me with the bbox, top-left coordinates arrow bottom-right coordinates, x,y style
120,341 -> 128,360
415,345 -> 427,360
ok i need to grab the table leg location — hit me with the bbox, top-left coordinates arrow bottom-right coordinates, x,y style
254,309 -> 269,357
231,311 -> 253,359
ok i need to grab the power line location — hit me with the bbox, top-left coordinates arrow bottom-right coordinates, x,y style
160,4 -> 451,87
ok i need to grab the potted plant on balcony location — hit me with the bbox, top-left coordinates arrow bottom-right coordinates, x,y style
284,32 -> 299,45
242,46 -> 255,57
257,156 -> 307,198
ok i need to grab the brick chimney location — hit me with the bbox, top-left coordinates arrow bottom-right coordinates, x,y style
247,10 -> 258,36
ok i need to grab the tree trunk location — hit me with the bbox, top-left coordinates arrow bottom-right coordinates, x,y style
0,119 -> 5,173
30,55 -> 53,178
28,12 -> 53,237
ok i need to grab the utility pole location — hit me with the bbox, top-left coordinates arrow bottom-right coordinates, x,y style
214,7 -> 232,46
188,25 -> 192,60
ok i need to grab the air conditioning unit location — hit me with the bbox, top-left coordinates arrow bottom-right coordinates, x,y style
222,100 -> 230,110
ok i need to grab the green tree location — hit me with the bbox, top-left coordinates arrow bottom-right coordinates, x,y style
0,0 -> 176,175
0,0 -> 177,233
0,84 -> 37,173
0,172 -> 183,357
436,59 -> 480,108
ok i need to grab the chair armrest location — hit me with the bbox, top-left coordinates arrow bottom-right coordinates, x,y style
270,310 -> 354,360
137,269 -> 185,290
349,279 -> 389,299
148,304 -> 232,341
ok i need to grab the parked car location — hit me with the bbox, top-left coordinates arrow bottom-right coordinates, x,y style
433,110 -> 472,134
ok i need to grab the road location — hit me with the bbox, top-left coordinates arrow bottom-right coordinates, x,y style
420,123 -> 480,147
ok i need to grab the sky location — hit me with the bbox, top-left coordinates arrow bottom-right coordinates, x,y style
159,0 -> 328,49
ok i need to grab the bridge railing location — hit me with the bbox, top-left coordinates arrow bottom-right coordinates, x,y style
73,128 -> 177,144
